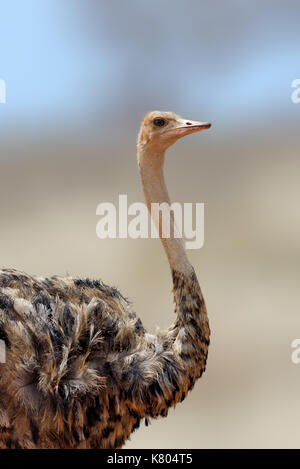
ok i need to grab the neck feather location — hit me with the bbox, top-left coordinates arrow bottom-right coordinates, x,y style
138,147 -> 193,275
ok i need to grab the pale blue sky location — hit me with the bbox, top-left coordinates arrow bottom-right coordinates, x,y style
0,0 -> 299,133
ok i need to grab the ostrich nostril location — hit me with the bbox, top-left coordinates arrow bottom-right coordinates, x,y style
186,122 -> 192,125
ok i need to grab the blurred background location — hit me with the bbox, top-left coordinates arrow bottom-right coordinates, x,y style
0,0 -> 300,448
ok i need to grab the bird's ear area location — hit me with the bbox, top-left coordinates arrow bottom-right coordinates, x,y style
137,126 -> 151,147
138,112 -> 160,146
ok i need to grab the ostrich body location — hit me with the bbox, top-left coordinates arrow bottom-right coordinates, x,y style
0,112 -> 211,449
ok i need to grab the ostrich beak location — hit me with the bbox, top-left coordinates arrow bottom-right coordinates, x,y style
164,118 -> 211,139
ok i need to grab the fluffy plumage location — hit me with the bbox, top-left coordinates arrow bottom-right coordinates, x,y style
0,267 -> 209,448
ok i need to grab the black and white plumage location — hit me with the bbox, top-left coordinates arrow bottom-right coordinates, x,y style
0,111 -> 211,449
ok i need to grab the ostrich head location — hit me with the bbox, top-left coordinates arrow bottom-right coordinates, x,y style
137,111 -> 211,156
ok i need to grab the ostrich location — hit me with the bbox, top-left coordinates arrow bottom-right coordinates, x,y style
0,111 -> 211,449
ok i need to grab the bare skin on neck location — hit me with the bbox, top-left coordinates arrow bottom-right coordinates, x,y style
137,111 -> 211,275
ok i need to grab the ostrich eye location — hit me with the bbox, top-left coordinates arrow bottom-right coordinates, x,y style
153,118 -> 167,128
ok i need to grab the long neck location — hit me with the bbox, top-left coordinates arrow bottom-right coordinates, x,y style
134,145 -> 210,419
138,147 -> 193,275
102,140 -> 212,428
